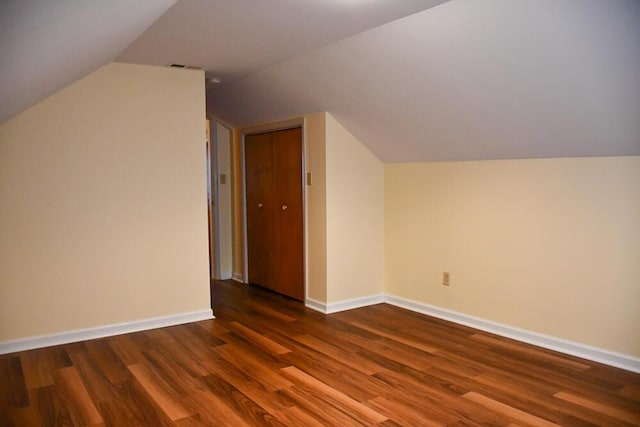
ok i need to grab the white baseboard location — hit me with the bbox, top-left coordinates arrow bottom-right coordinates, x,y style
232,273 -> 244,283
0,309 -> 214,355
306,294 -> 385,314
326,294 -> 385,314
384,294 -> 640,374
305,298 -> 327,313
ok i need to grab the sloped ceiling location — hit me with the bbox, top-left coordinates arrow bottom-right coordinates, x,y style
0,0 -> 177,124
208,0 -> 640,161
117,0 -> 450,83
3,0 -> 639,161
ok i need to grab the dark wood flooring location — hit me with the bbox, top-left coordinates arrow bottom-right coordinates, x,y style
1,280 -> 639,426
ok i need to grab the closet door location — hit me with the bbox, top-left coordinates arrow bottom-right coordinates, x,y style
245,132 -> 274,288
272,128 -> 304,300
244,127 -> 304,301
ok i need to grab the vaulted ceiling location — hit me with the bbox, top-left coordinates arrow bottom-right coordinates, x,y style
0,0 -> 177,125
3,0 -> 639,161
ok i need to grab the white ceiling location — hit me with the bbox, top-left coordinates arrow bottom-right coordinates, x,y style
0,0 -> 177,124
116,0 -> 449,83
3,0 -> 639,161
208,0 -> 640,161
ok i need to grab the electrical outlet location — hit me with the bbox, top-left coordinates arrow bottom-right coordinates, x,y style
442,272 -> 450,286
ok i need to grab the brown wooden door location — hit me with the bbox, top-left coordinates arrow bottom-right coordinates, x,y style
245,132 -> 274,288
245,127 -> 304,300
272,128 -> 304,300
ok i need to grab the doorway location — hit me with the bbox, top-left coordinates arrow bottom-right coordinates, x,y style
207,119 -> 233,281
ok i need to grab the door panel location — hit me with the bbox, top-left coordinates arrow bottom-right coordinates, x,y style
272,128 -> 304,300
245,132 -> 273,288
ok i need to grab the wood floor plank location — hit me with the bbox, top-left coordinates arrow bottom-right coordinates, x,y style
0,355 -> 28,409
227,321 -> 291,355
470,333 -> 592,371
139,345 -> 204,397
127,363 -> 193,421
470,372 -> 624,426
619,385 -> 640,401
144,334 -> 210,379
85,339 -> 130,385
109,379 -> 175,427
350,321 -> 440,354
187,388 -> 253,427
68,348 -> 134,415
463,391 -> 560,427
19,347 -> 72,390
201,373 -> 286,426
371,368 -> 509,425
31,385 -> 87,426
196,352 -> 296,417
55,366 -> 104,425
273,405 -> 328,427
366,396 -> 447,427
6,404 -> 39,427
280,366 -> 388,424
214,344 -> 293,392
195,318 -> 231,336
554,391 -> 640,425
278,334 -> 392,402
246,300 -> 297,322
107,334 -> 149,366
293,334 -> 384,375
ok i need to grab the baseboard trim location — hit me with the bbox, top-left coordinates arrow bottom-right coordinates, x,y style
305,298 -> 327,313
384,294 -> 640,374
0,309 -> 214,355
232,273 -> 244,283
326,294 -> 385,314
306,294 -> 385,314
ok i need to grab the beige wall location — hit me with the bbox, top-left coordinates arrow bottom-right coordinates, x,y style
0,62 -> 210,342
385,157 -> 640,357
304,113 -> 328,302
325,114 -> 384,302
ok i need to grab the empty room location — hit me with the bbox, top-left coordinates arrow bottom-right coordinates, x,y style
1,0 -> 639,425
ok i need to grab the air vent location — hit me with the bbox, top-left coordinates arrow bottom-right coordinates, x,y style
167,63 -> 203,71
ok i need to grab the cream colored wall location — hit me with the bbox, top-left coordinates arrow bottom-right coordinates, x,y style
325,114 -> 384,303
304,113 -> 328,302
0,62 -> 210,342
385,157 -> 640,357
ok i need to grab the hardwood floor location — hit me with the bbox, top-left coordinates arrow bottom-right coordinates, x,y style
1,280 -> 639,426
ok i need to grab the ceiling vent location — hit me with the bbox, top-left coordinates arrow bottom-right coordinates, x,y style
167,63 -> 203,70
